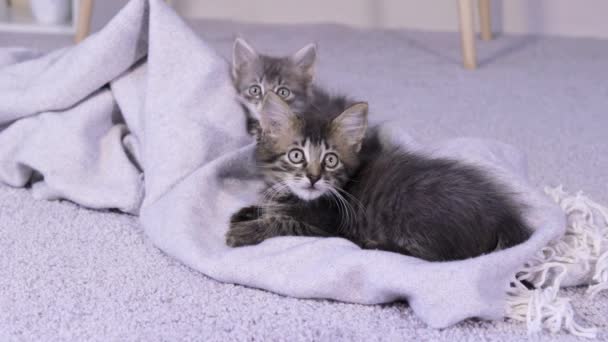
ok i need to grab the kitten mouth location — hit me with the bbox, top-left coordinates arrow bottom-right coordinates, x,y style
290,185 -> 324,201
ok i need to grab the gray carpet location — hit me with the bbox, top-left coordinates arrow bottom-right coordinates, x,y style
1,17 -> 608,341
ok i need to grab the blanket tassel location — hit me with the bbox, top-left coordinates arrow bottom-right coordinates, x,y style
505,185 -> 608,338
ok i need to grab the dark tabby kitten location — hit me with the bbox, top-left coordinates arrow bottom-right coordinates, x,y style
231,38 -> 318,136
226,92 -> 532,261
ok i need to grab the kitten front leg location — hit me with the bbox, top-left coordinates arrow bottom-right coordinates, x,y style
226,214 -> 329,247
230,205 -> 263,223
361,238 -> 381,250
225,206 -> 266,247
226,219 -> 268,247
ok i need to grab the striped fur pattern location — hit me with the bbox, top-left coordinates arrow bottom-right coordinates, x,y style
231,38 -> 317,136
226,92 -> 532,262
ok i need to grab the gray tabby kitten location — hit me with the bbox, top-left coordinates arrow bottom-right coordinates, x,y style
231,38 -> 319,136
226,92 -> 532,261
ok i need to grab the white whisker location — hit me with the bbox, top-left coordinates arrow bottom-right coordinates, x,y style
328,187 -> 355,233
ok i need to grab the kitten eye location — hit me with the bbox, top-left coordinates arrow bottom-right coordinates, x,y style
248,85 -> 262,97
276,87 -> 291,98
287,148 -> 305,164
323,153 -> 339,169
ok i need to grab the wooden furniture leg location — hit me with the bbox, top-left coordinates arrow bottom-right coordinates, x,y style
75,0 -> 94,43
457,0 -> 477,69
479,0 -> 492,41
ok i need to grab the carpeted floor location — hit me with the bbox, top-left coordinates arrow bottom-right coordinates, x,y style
1,16 -> 607,341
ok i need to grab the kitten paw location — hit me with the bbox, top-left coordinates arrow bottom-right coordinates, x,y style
362,239 -> 381,250
226,221 -> 265,247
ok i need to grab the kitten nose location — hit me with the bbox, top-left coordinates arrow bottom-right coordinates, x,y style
307,174 -> 321,186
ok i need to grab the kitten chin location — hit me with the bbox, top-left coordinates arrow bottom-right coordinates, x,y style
289,187 -> 325,201
286,178 -> 330,201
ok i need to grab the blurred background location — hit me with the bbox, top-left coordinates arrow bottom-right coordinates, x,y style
2,0 -> 608,39
172,0 -> 608,39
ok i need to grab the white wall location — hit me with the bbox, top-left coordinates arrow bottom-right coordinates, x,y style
10,0 -> 128,32
173,0 -> 608,39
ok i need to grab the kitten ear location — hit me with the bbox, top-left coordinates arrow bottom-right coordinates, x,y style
290,43 -> 317,80
259,92 -> 297,136
332,103 -> 369,152
232,38 -> 258,78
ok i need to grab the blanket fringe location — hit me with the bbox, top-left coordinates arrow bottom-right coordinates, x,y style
505,185 -> 608,338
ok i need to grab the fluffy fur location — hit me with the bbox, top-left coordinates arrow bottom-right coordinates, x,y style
226,93 -> 532,261
231,38 -> 317,136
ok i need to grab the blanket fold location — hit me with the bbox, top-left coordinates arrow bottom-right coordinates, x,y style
3,0 -> 598,332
